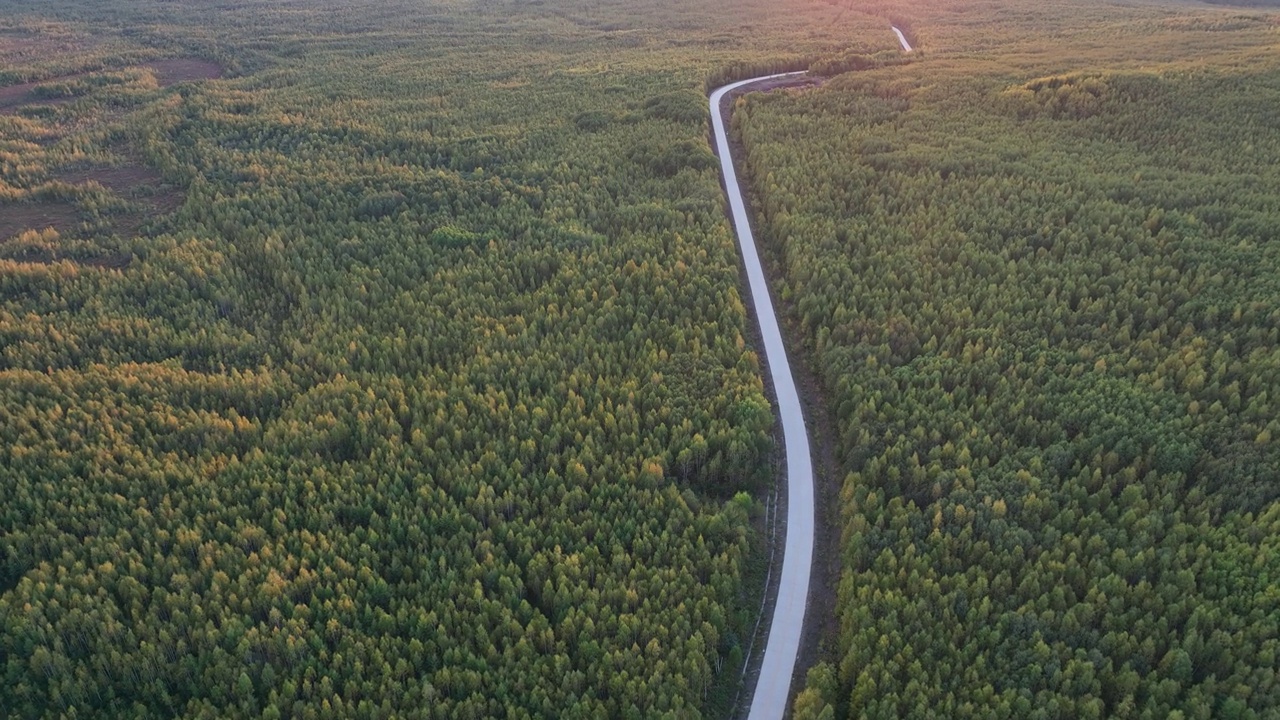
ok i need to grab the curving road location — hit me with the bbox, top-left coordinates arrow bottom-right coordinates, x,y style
711,30 -> 911,718
710,73 -> 815,720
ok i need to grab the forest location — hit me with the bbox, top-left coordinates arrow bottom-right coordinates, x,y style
3,0 -> 1279,718
726,5 -> 1280,719
0,0 -> 890,717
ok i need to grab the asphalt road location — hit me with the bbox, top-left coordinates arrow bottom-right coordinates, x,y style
710,73 -> 815,720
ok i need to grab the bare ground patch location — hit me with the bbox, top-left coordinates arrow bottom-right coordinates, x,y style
106,199 -> 179,240
0,31 -> 98,68
0,73 -> 93,114
138,185 -> 185,216
60,164 -> 164,194
56,160 -> 186,220
0,78 -> 59,110
0,47 -> 205,266
0,244 -> 131,270
142,59 -> 224,86
0,159 -> 183,267
1,57 -> 224,114
0,201 -> 80,240
0,209 -> 133,270
0,202 -> 133,267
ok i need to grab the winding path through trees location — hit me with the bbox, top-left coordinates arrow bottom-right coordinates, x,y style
710,73 -> 815,720
711,27 -> 913,719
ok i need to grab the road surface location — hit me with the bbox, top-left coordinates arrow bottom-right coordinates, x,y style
710,73 -> 815,720
892,26 -> 914,52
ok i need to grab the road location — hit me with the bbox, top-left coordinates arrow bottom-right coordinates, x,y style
710,73 -> 815,720
710,30 -> 911,718
892,26 -> 914,52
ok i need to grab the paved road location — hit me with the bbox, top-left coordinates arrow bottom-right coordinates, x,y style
710,73 -> 815,720
892,26 -> 914,52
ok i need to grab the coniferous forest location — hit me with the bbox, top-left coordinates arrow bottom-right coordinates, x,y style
2,0 -> 1279,719
0,0 -> 865,716
729,6 -> 1280,719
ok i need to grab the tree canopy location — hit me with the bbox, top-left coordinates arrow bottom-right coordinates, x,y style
730,16 -> 1280,719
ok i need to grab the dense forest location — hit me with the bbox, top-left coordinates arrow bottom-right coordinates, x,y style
727,10 -> 1280,720
0,0 -> 892,717
5,0 -> 1280,717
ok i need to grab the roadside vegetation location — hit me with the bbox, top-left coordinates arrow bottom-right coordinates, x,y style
0,0 -> 889,717
726,2 -> 1280,717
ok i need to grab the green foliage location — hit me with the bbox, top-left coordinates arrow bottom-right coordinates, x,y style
628,136 -> 718,177
572,110 -> 613,133
1002,73 -> 1112,120
729,13 -> 1280,719
428,224 -> 483,250
643,90 -> 708,125
793,663 -> 839,720
810,50 -> 911,79
0,0 -> 884,716
355,190 -> 406,221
